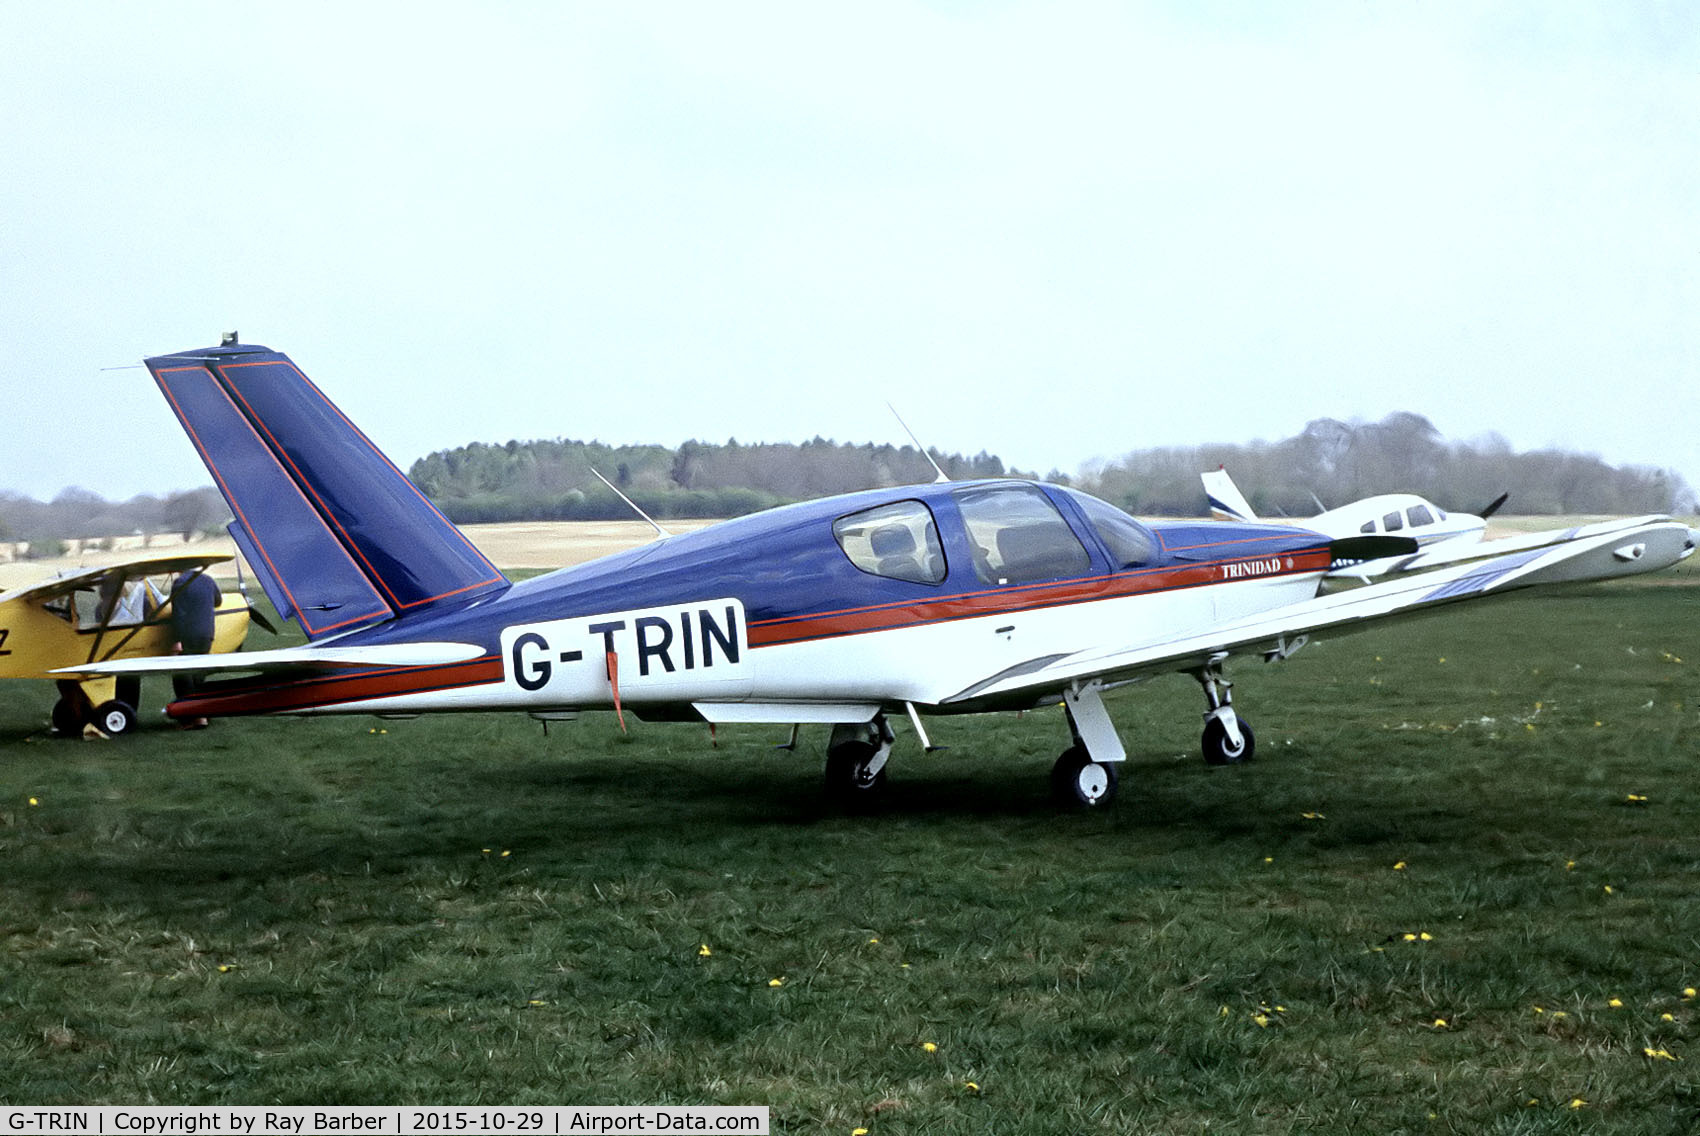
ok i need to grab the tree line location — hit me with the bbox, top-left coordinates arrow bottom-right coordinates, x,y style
3,414 -> 1691,547
407,437 -> 1031,523
1082,412 -> 1694,517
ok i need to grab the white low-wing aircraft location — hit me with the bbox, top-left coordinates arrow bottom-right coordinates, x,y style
62,341 -> 1698,808
1203,466 -> 1503,546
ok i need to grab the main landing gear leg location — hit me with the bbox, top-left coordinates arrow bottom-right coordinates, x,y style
1195,654 -> 1255,766
1051,682 -> 1123,808
824,715 -> 895,807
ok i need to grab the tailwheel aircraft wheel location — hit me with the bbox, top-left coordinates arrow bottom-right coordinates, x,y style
92,700 -> 138,738
1051,744 -> 1118,808
1202,717 -> 1255,766
50,698 -> 83,737
824,741 -> 888,808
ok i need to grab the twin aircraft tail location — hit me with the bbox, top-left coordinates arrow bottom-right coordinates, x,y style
145,342 -> 509,639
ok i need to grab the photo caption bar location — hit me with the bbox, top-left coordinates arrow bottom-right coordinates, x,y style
0,1107 -> 769,1136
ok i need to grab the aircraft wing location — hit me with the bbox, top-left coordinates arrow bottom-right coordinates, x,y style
944,516 -> 1694,706
52,641 -> 486,678
0,554 -> 233,607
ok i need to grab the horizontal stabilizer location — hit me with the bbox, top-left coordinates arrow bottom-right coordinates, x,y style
54,641 -> 487,678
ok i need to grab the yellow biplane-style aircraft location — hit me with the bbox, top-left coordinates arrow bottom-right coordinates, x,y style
0,552 -> 254,736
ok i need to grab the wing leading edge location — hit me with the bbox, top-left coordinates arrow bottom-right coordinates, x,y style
944,516 -> 1694,707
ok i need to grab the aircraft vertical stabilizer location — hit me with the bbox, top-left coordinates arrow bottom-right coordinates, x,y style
145,342 -> 508,639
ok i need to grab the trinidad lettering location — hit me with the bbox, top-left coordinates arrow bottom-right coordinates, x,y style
1220,558 -> 1286,581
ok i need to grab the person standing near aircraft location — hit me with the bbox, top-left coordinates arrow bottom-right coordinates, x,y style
171,569 -> 219,729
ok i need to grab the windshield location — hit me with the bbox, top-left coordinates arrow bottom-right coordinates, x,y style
1058,488 -> 1157,570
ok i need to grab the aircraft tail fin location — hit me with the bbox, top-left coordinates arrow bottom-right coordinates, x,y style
145,341 -> 508,640
1202,467 -> 1258,523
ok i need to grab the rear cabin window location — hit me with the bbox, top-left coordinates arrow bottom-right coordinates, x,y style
833,500 -> 946,584
954,484 -> 1091,585
1382,510 -> 1404,531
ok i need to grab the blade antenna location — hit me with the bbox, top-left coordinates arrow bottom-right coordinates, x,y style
590,468 -> 672,538
887,401 -> 950,483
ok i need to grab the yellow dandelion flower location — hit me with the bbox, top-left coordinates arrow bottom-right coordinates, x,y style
768,977 -> 785,988
1438,657 -> 1446,664
1551,1011 -> 1568,1019
1263,856 -> 1273,863
1533,1006 -> 1544,1015
963,1081 -> 980,1092
1302,811 -> 1325,820
1526,1098 -> 1539,1107
922,1041 -> 938,1053
1565,860 -> 1576,871
1433,1018 -> 1448,1029
1608,997 -> 1623,1008
217,964 -> 238,973
853,1129 -> 868,1136
1604,885 -> 1614,894
1393,861 -> 1407,871
1643,1047 -> 1680,1061
500,850 -> 511,858
867,938 -> 879,945
1219,1006 -> 1230,1018
1403,933 -> 1418,942
1419,932 -> 1434,942
1661,1013 -> 1675,1022
901,963 -> 911,969
1594,720 -> 1603,727
527,999 -> 548,1007
1525,723 -> 1536,732
28,797 -> 38,806
1685,987 -> 1697,999
698,944 -> 712,957
1252,1014 -> 1270,1028
1570,1098 -> 1587,1109
481,848 -> 491,855
1275,1005 -> 1287,1013
1627,794 -> 1648,803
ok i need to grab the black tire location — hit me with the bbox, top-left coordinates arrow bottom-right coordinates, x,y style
50,697 -> 83,736
1051,744 -> 1119,808
1202,716 -> 1255,766
91,700 -> 138,738
824,741 -> 888,807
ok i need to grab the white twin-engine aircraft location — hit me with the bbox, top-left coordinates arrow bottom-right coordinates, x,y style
64,341 -> 1697,808
1203,466 -> 1506,547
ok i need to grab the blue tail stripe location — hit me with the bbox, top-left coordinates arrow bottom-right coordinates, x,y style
212,355 -> 508,613
150,363 -> 395,638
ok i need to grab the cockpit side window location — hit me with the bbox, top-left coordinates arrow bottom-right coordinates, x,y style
1064,489 -> 1157,570
1407,505 -> 1434,527
954,484 -> 1091,585
833,500 -> 946,584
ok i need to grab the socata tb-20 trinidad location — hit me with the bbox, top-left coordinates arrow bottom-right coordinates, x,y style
65,339 -> 1696,807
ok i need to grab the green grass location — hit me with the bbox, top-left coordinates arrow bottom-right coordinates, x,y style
2,577 -> 1697,1133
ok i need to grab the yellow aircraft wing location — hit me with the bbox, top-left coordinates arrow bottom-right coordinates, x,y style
0,554 -> 234,607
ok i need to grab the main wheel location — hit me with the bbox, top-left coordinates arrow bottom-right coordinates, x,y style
91,700 -> 138,738
50,697 -> 83,736
825,741 -> 888,807
1202,716 -> 1255,766
1051,744 -> 1119,807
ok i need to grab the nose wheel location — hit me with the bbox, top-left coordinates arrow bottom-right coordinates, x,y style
1195,655 -> 1255,766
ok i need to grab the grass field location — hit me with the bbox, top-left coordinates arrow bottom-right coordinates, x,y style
1,565 -> 1697,1132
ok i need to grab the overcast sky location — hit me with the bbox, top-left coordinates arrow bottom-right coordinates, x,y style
2,1 -> 1695,505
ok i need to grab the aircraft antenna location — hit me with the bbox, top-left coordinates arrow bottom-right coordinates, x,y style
590,468 -> 672,538
886,402 -> 950,483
